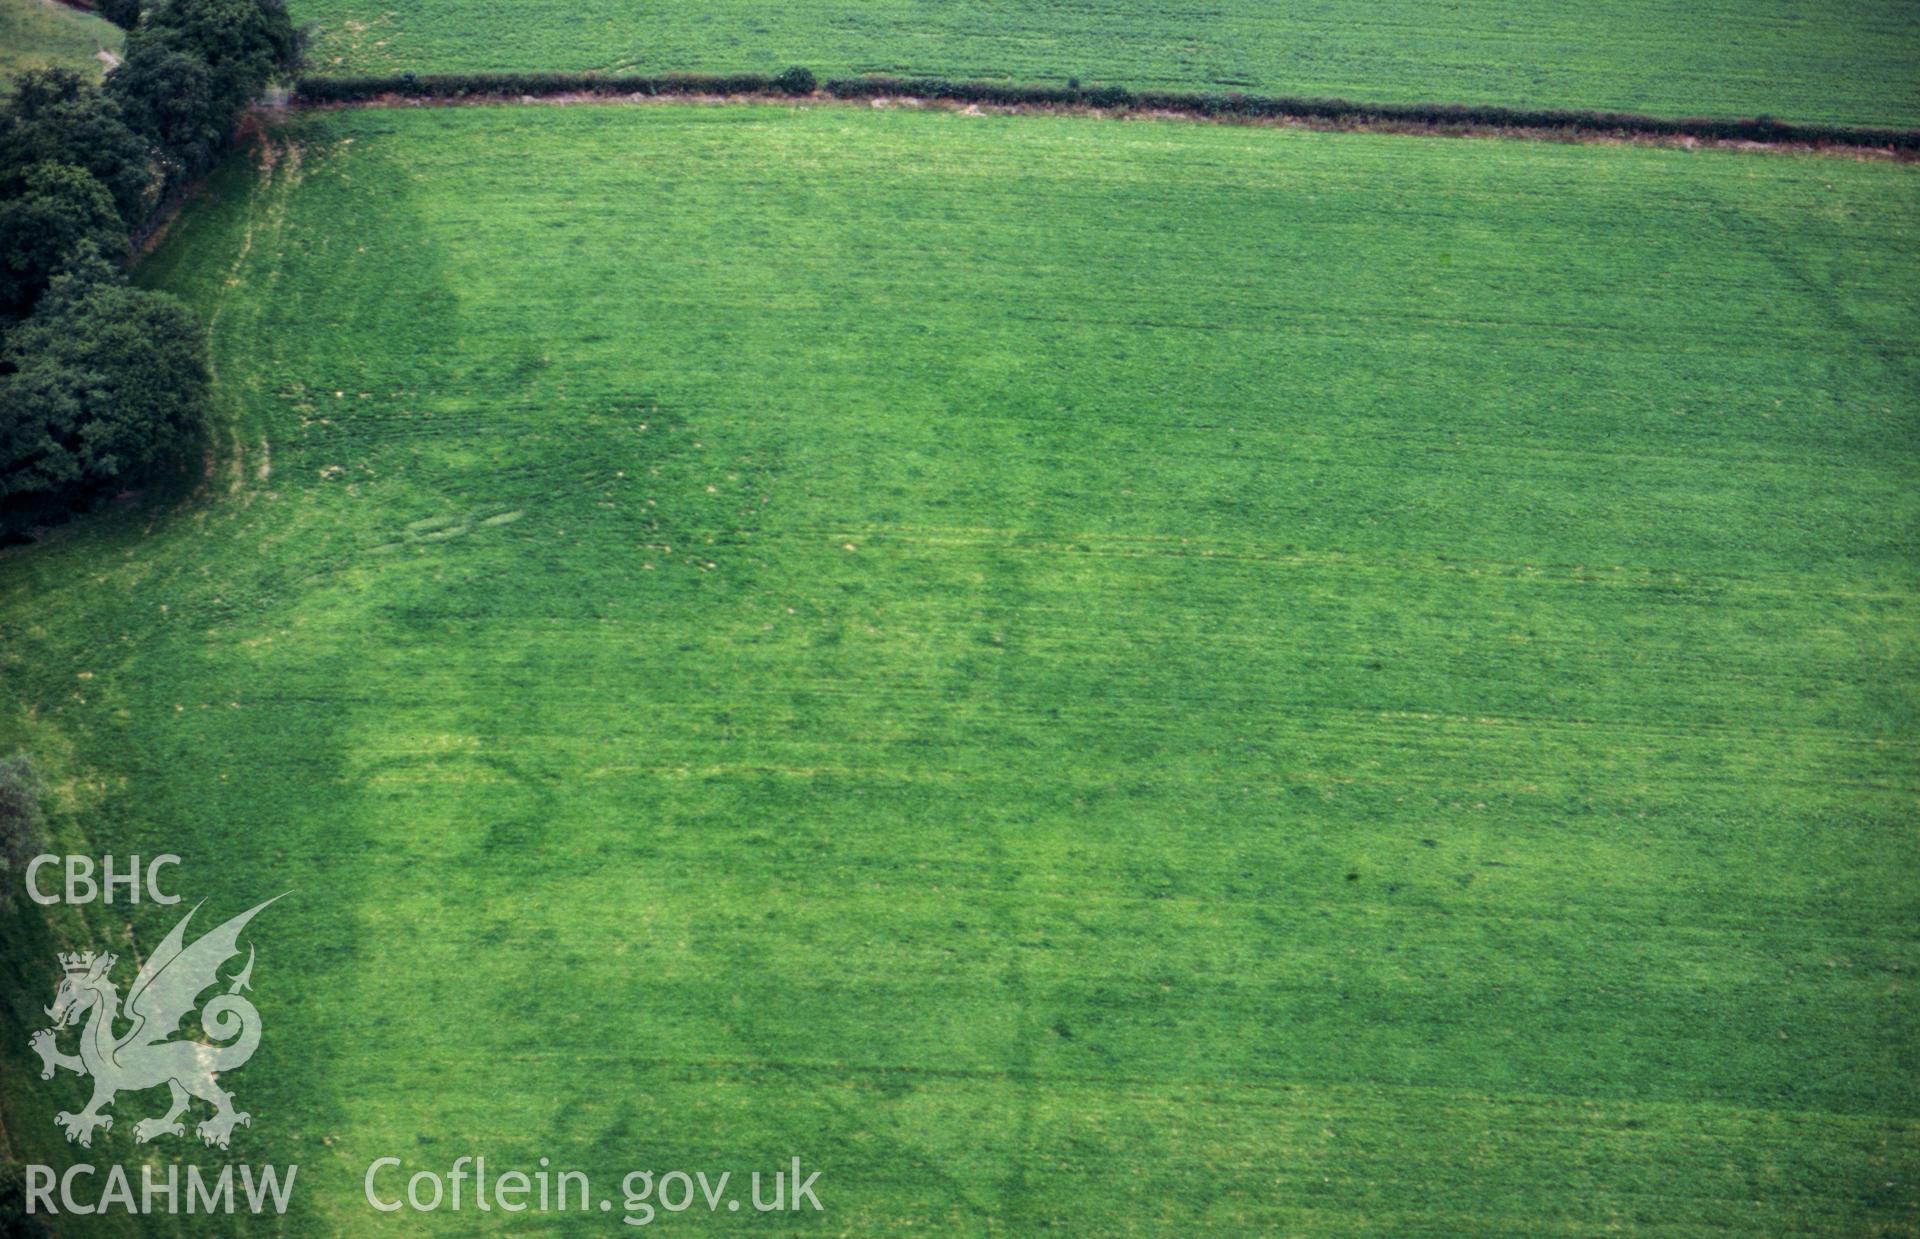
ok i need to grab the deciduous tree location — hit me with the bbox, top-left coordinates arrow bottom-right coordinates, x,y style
99,0 -> 143,31
0,247 -> 208,506
127,0 -> 300,119
0,162 -> 123,318
0,68 -> 155,229
107,41 -> 223,175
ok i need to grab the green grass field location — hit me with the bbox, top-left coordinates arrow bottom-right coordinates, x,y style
2,103 -> 1918,1233
0,0 -> 121,86
288,0 -> 1920,127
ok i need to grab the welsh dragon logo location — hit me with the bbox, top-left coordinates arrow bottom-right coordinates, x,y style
28,896 -> 281,1150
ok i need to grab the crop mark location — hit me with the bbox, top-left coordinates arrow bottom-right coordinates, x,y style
370,508 -> 526,554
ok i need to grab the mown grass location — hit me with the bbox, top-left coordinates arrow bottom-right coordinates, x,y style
2,104 -> 1918,1233
0,0 -> 120,86
288,0 -> 1920,127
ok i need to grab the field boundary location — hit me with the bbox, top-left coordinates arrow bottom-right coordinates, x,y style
291,72 -> 1920,156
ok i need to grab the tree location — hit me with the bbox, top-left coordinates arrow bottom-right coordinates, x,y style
0,247 -> 208,506
0,69 -> 155,229
99,0 -> 143,31
0,162 -> 124,318
107,41 -> 223,175
775,66 -> 817,96
128,0 -> 300,119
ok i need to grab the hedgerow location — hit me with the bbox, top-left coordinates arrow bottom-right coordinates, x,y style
294,72 -> 781,103
827,76 -> 1920,149
291,70 -> 1920,151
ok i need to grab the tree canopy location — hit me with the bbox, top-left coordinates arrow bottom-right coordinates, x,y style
0,68 -> 155,228
0,161 -> 123,318
0,247 -> 209,505
127,0 -> 299,118
0,0 -> 299,525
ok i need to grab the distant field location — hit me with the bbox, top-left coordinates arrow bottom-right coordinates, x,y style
0,0 -> 120,85
289,0 -> 1920,127
2,105 -> 1917,1233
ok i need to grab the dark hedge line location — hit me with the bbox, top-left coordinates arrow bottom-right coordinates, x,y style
295,71 -> 803,103
830,77 -> 1920,149
293,70 -> 1920,150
